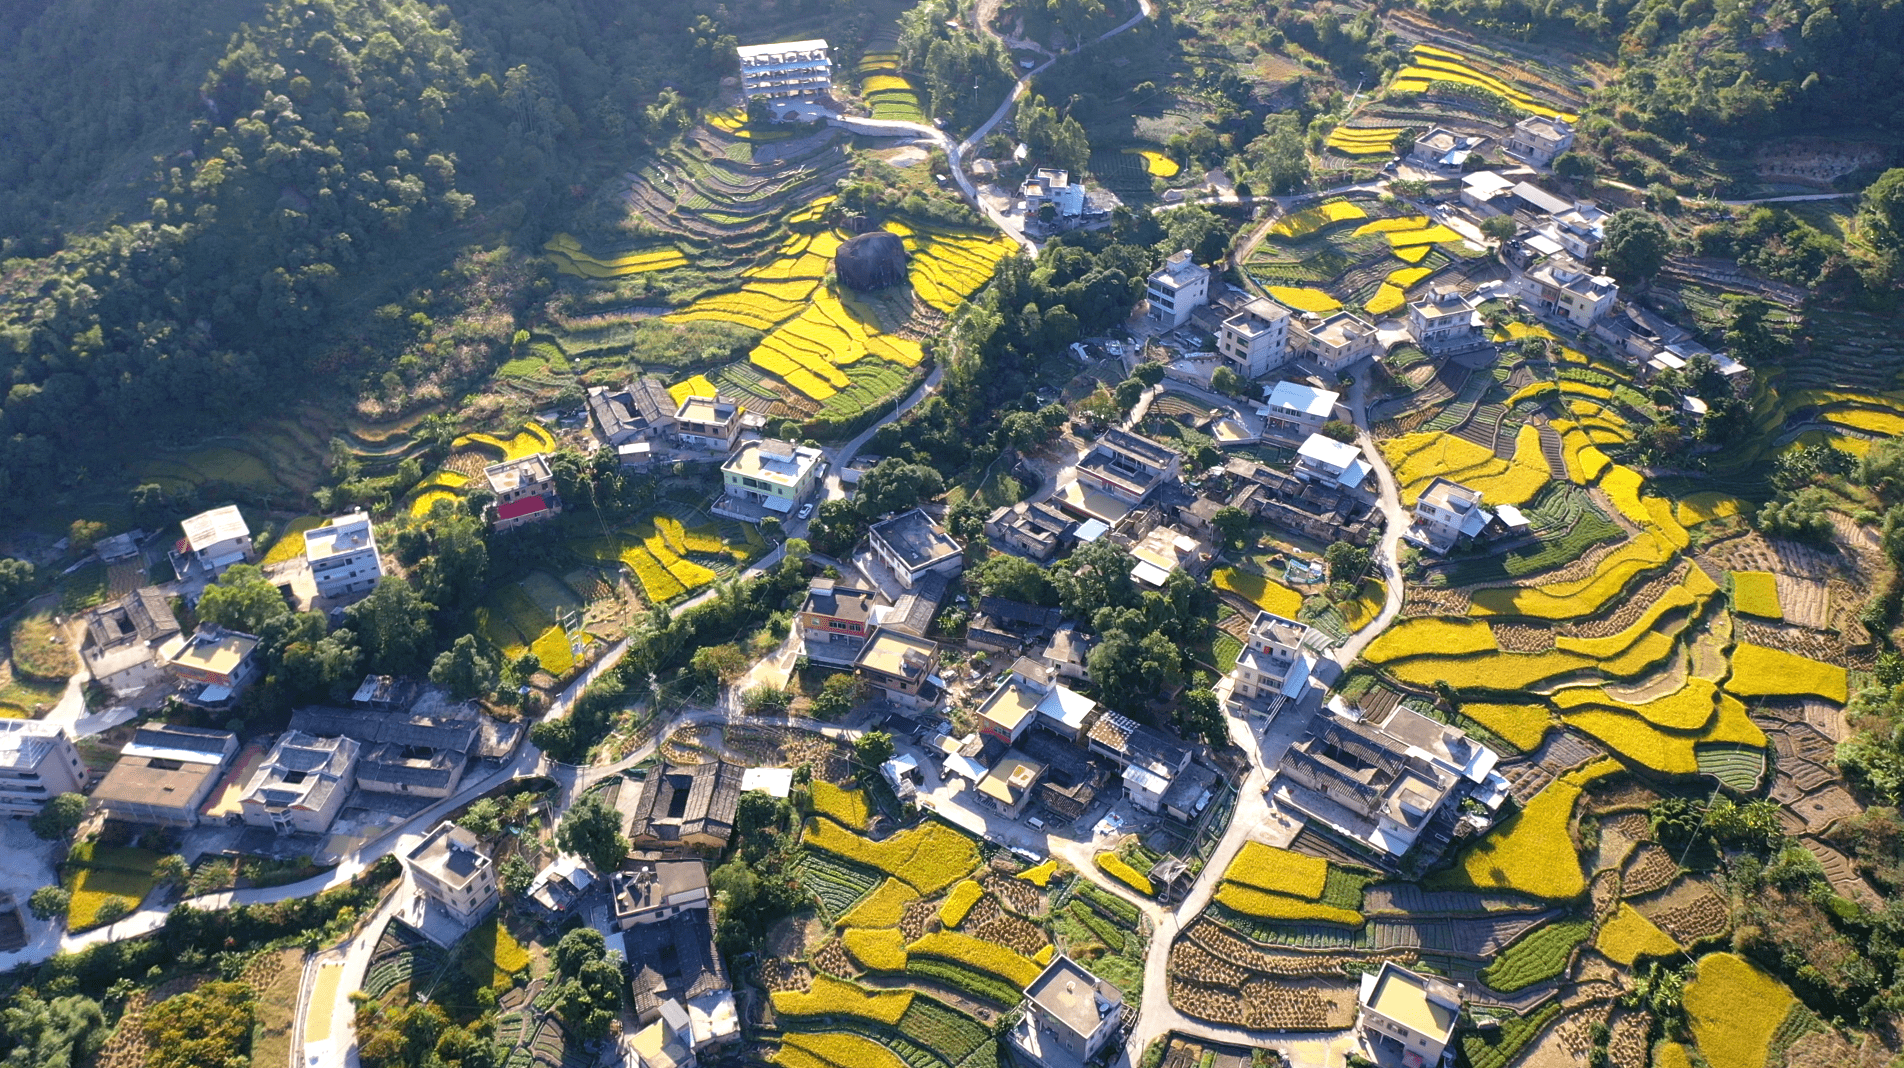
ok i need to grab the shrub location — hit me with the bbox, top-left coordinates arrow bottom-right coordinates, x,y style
1222,843 -> 1328,898
770,975 -> 914,1025
940,880 -> 985,928
1094,853 -> 1153,896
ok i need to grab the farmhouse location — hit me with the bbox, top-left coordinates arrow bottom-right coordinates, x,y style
1541,202 -> 1608,260
1504,114 -> 1575,166
977,751 -> 1047,818
985,500 -> 1076,561
405,821 -> 499,933
798,578 -> 878,666
1072,428 -> 1181,505
621,908 -> 735,1049
80,588 -> 180,694
526,856 -> 594,920
1518,253 -> 1618,327
1259,380 -> 1339,440
0,720 -> 87,817
853,626 -> 943,710
1405,477 -> 1496,554
1219,457 -> 1378,545
1128,524 -> 1206,586
240,731 -> 359,836
289,697 -> 485,799
177,505 -> 253,578
1294,433 -> 1371,490
485,453 -> 563,531
736,39 -> 830,101
1410,128 -> 1481,169
1221,611 -> 1320,719
1020,168 -> 1086,218
588,378 -> 675,446
613,854 -> 711,929
1088,711 -> 1197,814
1039,623 -> 1093,684
161,625 -> 262,706
965,596 -> 1063,653
1293,310 -> 1381,372
673,395 -> 743,453
626,760 -> 746,849
867,508 -> 964,590
1357,962 -> 1464,1067
1406,287 -> 1483,353
303,512 -> 383,599
1010,956 -> 1127,1068
1459,171 -> 1518,213
718,439 -> 823,517
1218,296 -> 1294,380
1146,249 -> 1210,328
88,724 -> 237,828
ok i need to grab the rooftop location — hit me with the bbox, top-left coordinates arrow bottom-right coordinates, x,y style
1364,962 -> 1461,1041
977,752 -> 1045,807
84,588 -> 179,651
1149,250 -> 1207,290
90,754 -> 222,810
1305,310 -> 1376,348
163,626 -> 260,677
0,719 -> 70,771
675,395 -> 740,425
628,761 -> 745,843
1297,433 -> 1362,472
803,579 -> 876,624
182,505 -> 249,552
1419,477 -> 1483,514
869,509 -> 962,571
615,854 -> 710,918
407,821 -> 491,887
1266,381 -> 1337,417
723,439 -> 822,486
1095,428 -> 1177,470
243,731 -> 357,816
1512,180 -> 1574,216
855,627 -> 940,682
304,513 -> 375,562
1224,296 -> 1291,337
976,675 -> 1042,733
125,724 -> 237,762
1461,171 -> 1516,197
1025,956 -> 1124,1039
484,454 -> 554,494
736,39 -> 828,60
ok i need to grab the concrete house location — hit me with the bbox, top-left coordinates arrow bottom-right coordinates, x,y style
407,821 -> 499,937
673,395 -> 743,453
1088,712 -> 1195,815
80,588 -> 180,694
1406,478 -> 1492,554
798,578 -> 878,666
1293,310 -> 1381,371
1259,381 -> 1339,440
486,454 -> 562,532
977,752 -> 1046,818
1074,429 -> 1181,505
0,720 -> 87,817
613,854 -> 711,929
161,625 -> 262,705
867,508 -> 964,590
1009,956 -> 1126,1067
1223,611 -> 1318,719
89,724 -> 237,828
240,731 -> 359,835
853,627 -> 942,710
1358,962 -> 1463,1068
1294,433 -> 1370,490
718,439 -> 822,517
1518,254 -> 1617,327
1504,115 -> 1575,167
1410,128 -> 1480,169
1218,297 -> 1293,379
737,39 -> 830,101
304,512 -> 384,599
627,760 -> 745,850
1146,250 -> 1210,328
1406,288 -> 1482,352
179,505 -> 253,577
985,500 -> 1075,562
1020,169 -> 1086,218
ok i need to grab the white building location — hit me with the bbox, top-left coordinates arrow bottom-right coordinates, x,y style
1504,115 -> 1575,167
180,505 -> 253,577
1217,297 -> 1293,379
1293,310 -> 1381,372
1009,957 -> 1126,1068
1405,477 -> 1491,554
1259,381 -> 1338,440
867,508 -> 964,590
1405,288 -> 1482,352
1518,253 -> 1618,328
1145,250 -> 1209,327
1293,433 -> 1370,490
1541,202 -> 1608,260
406,821 -> 500,928
1020,169 -> 1086,218
719,439 -> 823,516
0,720 -> 87,816
1358,962 -> 1463,1068
1458,170 -> 1517,214
1410,128 -> 1480,169
304,513 -> 383,599
1222,611 -> 1318,719
736,40 -> 830,102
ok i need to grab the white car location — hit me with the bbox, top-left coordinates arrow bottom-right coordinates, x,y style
797,502 -> 814,520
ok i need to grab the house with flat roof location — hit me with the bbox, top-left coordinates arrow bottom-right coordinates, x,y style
1146,249 -> 1210,328
1260,381 -> 1339,440
867,508 -> 964,590
589,378 -> 675,447
1073,429 -> 1181,506
81,588 -> 180,694
1128,524 -> 1204,587
405,821 -> 499,931
1518,253 -> 1617,327
1357,962 -> 1463,1068
718,439 -> 823,517
485,454 -> 562,531
240,731 -> 358,836
1009,956 -> 1126,1068
1294,309 -> 1381,370
673,395 -> 742,453
1504,115 -> 1574,166
853,627 -> 942,710
1222,611 -> 1319,720
1410,128 -> 1480,169
1541,202 -> 1607,260
977,751 -> 1046,818
1459,171 -> 1517,213
737,39 -> 830,101
1406,288 -> 1482,352
0,720 -> 86,817
304,512 -> 383,599
1294,433 -> 1370,490
525,855 -> 594,919
799,578 -> 878,666
1020,168 -> 1086,218
613,854 -> 710,929
161,625 -> 261,705
89,725 -> 237,827
1039,623 -> 1093,686
985,500 -> 1076,562
1406,477 -> 1494,554
627,760 -> 745,849
1219,296 -> 1294,380
178,505 -> 253,578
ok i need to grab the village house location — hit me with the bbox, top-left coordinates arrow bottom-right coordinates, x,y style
626,760 -> 746,850
1009,956 -> 1127,1068
0,720 -> 87,817
289,695 -> 486,800
80,588 -> 180,694
1459,171 -> 1518,214
736,39 -> 830,101
240,731 -> 359,836
161,624 -> 262,706
1357,962 -> 1464,1068
613,854 -> 711,929
1221,611 -> 1320,719
1128,524 -> 1206,587
977,751 -> 1047,818
1405,477 -> 1521,554
798,578 -> 878,666
1518,253 -> 1618,327
1410,128 -> 1481,169
1504,115 -> 1575,166
526,856 -> 595,921
1088,711 -> 1197,814
486,453 -> 562,531
304,512 -> 384,599
588,377 -> 675,447
1406,288 -> 1483,353
964,596 -> 1063,654
1020,168 -> 1086,219
1218,457 -> 1378,545
985,500 -> 1076,562
1293,310 -> 1382,371
718,439 -> 823,518
1072,428 -> 1181,506
1294,433 -> 1371,490
853,627 -> 942,711
1145,249 -> 1210,328
622,909 -> 737,1055
1218,297 -> 1294,380
1259,380 -> 1339,440
867,508 -> 964,590
405,821 -> 500,932
88,724 -> 237,828
177,505 -> 253,578
673,395 -> 743,453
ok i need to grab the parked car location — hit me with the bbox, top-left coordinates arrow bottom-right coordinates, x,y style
797,502 -> 814,520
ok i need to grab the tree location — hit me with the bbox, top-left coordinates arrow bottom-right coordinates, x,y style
689,643 -> 749,684
30,793 -> 86,840
68,520 -> 107,553
1178,687 -> 1226,745
195,564 -> 290,635
27,885 -> 70,921
548,929 -> 621,1040
430,635 -> 498,699
1244,113 -> 1310,194
555,793 -> 628,873
499,855 -> 533,897
809,673 -> 864,720
1862,167 -> 1904,253
1132,362 -> 1166,387
852,730 -> 895,770
154,854 -> 190,888
0,558 -> 35,607
143,981 -> 253,1068
0,993 -> 107,1068
460,799 -> 502,839
1209,365 -> 1243,396
854,458 -> 946,518
968,553 -> 1057,605
1600,209 -> 1673,285
1211,507 -> 1251,547
809,498 -> 866,556
1390,128 -> 1418,157
1479,215 -> 1518,242
1320,420 -> 1358,444
344,578 -> 437,674
1324,542 -> 1371,583
741,684 -> 793,715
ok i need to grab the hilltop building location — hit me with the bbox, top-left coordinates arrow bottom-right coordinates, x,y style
177,505 -> 253,578
867,508 -> 964,590
718,439 -> 823,517
736,40 -> 830,101
1504,115 -> 1575,166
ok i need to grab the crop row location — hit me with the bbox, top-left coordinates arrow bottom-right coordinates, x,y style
805,818 -> 981,896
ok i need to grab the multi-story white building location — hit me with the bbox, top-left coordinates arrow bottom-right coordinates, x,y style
1406,287 -> 1482,352
1073,429 -> 1181,505
406,821 -> 500,928
304,513 -> 383,599
1294,432 -> 1370,490
1406,477 -> 1491,554
0,720 -> 87,816
1020,169 -> 1086,218
1518,253 -> 1618,327
1222,611 -> 1317,718
719,439 -> 823,517
1009,957 -> 1127,1068
485,453 -> 562,532
1293,310 -> 1381,371
737,40 -> 830,102
1217,297 -> 1292,379
1259,381 -> 1339,440
1541,202 -> 1608,260
1504,115 -> 1576,167
1145,250 -> 1209,327
179,505 -> 253,577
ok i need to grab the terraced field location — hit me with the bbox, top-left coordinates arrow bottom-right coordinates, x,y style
1247,195 -> 1481,316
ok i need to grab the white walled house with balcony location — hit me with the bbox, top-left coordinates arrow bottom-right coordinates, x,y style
1145,250 -> 1210,327
1294,310 -> 1381,372
1518,253 -> 1618,328
0,720 -> 87,817
1010,957 -> 1126,1068
1259,381 -> 1339,440
1358,962 -> 1464,1068
867,508 -> 964,590
674,395 -> 742,453
406,821 -> 500,935
1217,297 -> 1293,379
737,40 -> 830,102
485,454 -> 562,531
717,439 -> 823,518
1405,288 -> 1482,353
1405,477 -> 1496,554
1504,115 -> 1575,167
1220,611 -> 1319,719
177,505 -> 253,578
304,513 -> 384,599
